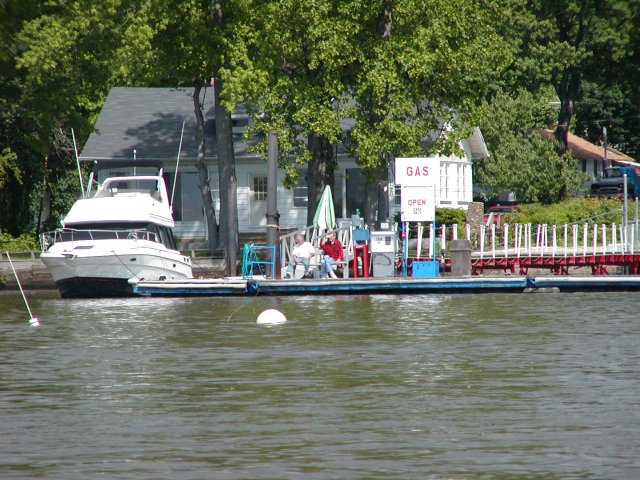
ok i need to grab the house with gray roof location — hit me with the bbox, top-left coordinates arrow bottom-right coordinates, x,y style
80,87 -> 489,240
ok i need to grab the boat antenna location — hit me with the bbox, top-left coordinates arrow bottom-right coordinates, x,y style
71,128 -> 85,197
5,252 -> 39,327
171,120 -> 186,210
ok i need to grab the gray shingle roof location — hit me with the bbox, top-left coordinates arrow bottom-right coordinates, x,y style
80,87 -> 258,161
80,87 -> 485,163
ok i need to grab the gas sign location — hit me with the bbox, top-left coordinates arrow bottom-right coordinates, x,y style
395,157 -> 440,187
395,157 -> 440,222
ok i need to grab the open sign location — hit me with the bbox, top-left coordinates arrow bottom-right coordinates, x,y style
400,186 -> 436,221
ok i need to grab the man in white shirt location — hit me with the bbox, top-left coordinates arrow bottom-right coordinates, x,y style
285,233 -> 315,278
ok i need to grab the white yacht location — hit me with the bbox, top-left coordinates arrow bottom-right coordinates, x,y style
41,160 -> 193,297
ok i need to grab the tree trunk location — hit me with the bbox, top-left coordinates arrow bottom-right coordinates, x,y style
306,134 -> 335,226
376,158 -> 390,229
363,179 -> 378,227
214,76 -> 239,276
192,82 -> 218,251
552,4 -> 584,155
554,68 -> 580,154
363,160 -> 390,229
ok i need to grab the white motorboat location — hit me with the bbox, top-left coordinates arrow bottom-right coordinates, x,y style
41,160 -> 193,298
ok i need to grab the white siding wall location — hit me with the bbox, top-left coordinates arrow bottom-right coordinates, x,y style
235,160 -> 307,232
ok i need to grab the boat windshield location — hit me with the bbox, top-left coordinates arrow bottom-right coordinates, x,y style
57,223 -> 157,243
95,178 -> 161,199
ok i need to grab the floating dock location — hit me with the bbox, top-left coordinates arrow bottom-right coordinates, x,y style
129,275 -> 640,297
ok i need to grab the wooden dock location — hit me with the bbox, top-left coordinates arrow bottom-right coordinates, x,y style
128,275 -> 640,297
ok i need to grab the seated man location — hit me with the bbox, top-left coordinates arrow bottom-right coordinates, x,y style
320,231 -> 343,279
285,233 -> 315,278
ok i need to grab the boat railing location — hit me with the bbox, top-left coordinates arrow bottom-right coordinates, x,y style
40,228 -> 159,252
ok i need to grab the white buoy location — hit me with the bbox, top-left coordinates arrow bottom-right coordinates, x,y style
5,252 -> 39,327
256,309 -> 287,325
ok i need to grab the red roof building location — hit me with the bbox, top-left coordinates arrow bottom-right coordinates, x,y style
540,129 -> 637,164
540,129 -> 639,186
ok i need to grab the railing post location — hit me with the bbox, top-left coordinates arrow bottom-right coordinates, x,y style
503,224 -> 508,258
428,222 -> 435,258
491,223 -> 496,259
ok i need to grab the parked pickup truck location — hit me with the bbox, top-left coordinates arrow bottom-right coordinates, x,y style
590,166 -> 640,198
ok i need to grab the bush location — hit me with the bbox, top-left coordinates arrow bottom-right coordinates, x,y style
0,230 -> 39,252
509,198 -> 624,226
393,208 -> 467,238
435,208 -> 467,230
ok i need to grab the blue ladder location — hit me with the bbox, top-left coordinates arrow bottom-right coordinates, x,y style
241,244 -> 276,279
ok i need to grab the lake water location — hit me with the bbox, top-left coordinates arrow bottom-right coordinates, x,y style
1,289 -> 639,479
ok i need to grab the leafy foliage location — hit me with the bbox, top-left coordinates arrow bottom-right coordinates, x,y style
509,198 -> 624,226
476,89 -> 587,204
0,230 -> 38,251
575,81 -> 640,160
435,208 -> 468,231
502,0 -> 640,152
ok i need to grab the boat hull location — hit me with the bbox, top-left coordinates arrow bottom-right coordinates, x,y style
41,242 -> 192,298
56,276 -> 136,298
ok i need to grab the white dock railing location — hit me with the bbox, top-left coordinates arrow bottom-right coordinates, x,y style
431,222 -> 639,259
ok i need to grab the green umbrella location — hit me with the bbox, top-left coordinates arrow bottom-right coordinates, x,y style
312,185 -> 336,230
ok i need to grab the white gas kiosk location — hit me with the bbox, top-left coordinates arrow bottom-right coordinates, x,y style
370,230 -> 397,277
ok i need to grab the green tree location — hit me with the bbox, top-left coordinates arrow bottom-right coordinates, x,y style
573,1 -> 640,159
505,0 -> 638,153
345,0 -> 511,225
574,82 -> 640,160
236,0 -> 358,224
476,89 -> 586,204
236,0 -> 511,226
8,0 -> 132,237
0,0 -> 43,236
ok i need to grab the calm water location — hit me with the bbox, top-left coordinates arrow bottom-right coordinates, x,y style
1,289 -> 639,479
